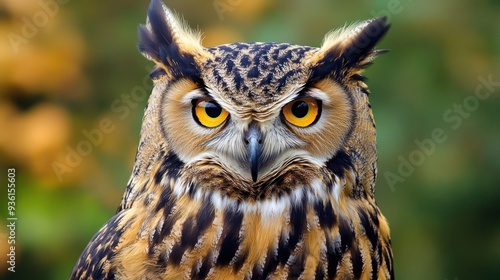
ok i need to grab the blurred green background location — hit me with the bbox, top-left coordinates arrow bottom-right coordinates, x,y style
0,0 -> 499,279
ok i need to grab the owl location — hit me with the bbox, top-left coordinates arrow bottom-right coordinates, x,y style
70,0 -> 393,279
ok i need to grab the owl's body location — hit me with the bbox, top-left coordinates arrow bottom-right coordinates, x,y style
71,0 -> 393,279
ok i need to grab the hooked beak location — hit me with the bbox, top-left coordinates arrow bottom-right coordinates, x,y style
245,123 -> 262,182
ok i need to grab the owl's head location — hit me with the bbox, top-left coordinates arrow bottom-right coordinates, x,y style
133,0 -> 389,203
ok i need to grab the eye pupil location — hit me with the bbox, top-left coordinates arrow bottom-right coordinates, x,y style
204,101 -> 222,118
291,101 -> 309,118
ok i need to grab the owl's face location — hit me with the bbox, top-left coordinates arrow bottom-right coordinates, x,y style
137,0 -> 388,197
160,42 -> 356,183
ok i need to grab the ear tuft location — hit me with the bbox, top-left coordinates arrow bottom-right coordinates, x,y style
138,0 -> 207,80
310,17 -> 390,82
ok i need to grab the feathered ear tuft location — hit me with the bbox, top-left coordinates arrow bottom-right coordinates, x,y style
309,17 -> 390,83
138,0 -> 208,80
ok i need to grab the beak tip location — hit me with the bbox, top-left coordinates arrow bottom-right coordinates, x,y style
251,170 -> 258,182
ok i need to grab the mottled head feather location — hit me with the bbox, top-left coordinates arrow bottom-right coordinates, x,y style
201,43 -> 316,109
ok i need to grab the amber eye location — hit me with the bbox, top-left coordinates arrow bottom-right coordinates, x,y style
282,98 -> 321,128
192,98 -> 229,128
